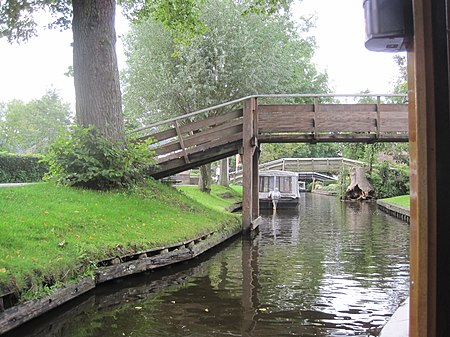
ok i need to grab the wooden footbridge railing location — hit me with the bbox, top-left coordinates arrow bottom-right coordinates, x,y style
229,157 -> 367,183
129,94 -> 408,230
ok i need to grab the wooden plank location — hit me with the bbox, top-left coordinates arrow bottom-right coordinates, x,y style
183,119 -> 243,147
151,142 -> 241,179
380,111 -> 409,119
258,133 -> 408,143
155,140 -> 181,156
379,119 -> 409,132
258,104 -> 314,113
159,131 -> 243,163
190,227 -> 241,257
258,119 -> 314,134
318,103 -> 377,112
142,127 -> 177,142
96,249 -> 193,283
316,118 -> 377,132
379,104 -> 408,112
186,132 -> 243,157
179,109 -> 243,134
0,277 -> 95,335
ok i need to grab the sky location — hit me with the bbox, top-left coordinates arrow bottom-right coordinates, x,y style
0,1 -> 405,109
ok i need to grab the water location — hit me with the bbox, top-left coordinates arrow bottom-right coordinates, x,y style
6,194 -> 409,337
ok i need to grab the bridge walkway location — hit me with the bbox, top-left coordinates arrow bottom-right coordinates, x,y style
129,94 -> 408,230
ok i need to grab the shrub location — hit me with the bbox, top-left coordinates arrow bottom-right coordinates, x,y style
0,153 -> 48,183
44,126 -> 156,190
368,161 -> 409,198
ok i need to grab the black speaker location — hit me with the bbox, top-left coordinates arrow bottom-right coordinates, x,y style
363,0 -> 413,52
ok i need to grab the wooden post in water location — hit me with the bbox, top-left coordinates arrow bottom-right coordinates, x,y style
242,97 -> 258,232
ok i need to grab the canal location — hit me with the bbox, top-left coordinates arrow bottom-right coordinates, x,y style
6,194 -> 409,337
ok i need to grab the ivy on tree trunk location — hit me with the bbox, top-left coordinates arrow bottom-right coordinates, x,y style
72,0 -> 125,143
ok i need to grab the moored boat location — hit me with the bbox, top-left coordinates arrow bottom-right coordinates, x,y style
259,170 -> 300,209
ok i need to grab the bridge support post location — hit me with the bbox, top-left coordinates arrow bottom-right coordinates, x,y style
242,97 -> 259,233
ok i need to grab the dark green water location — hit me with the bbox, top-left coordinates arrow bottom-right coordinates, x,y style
6,194 -> 409,337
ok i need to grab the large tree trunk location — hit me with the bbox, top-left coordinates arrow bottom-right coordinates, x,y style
198,163 -> 212,193
219,158 -> 229,187
72,0 -> 125,143
344,166 -> 375,200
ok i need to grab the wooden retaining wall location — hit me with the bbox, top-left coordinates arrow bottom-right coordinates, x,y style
0,227 -> 241,335
377,200 -> 410,224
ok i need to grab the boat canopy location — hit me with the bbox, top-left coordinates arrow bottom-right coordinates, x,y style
259,170 -> 299,199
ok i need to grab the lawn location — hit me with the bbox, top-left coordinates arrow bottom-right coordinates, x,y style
381,194 -> 410,208
0,181 -> 241,299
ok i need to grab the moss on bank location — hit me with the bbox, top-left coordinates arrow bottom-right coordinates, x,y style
0,181 -> 241,300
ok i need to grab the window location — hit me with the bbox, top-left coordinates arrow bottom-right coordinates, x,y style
259,176 -> 274,192
277,176 -> 292,193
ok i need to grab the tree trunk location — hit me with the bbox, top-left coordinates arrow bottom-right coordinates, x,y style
72,0 -> 125,143
198,163 -> 212,193
344,166 -> 375,200
219,158 -> 229,187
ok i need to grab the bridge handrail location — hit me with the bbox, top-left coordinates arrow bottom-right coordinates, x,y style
128,93 -> 407,135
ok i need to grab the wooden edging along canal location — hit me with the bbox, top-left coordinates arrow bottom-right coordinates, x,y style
376,199 -> 410,337
0,226 -> 242,334
376,200 -> 410,224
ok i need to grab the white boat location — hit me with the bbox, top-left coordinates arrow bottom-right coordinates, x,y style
259,170 -> 300,209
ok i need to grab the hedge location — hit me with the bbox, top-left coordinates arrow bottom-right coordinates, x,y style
0,153 -> 48,183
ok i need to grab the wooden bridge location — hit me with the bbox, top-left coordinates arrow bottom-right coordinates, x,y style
129,94 -> 408,231
229,157 -> 367,183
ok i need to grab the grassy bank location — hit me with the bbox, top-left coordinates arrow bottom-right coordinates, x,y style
176,184 -> 242,212
0,181 -> 241,300
381,195 -> 410,208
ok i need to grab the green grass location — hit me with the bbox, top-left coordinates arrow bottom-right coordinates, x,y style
176,184 -> 242,212
381,195 -> 410,208
0,181 -> 241,299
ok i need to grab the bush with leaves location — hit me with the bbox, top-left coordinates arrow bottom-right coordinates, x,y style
44,126 -> 156,190
368,161 -> 409,198
0,152 -> 48,183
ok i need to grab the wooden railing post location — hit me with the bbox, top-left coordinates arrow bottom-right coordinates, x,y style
313,96 -> 319,140
376,95 -> 381,139
174,121 -> 190,164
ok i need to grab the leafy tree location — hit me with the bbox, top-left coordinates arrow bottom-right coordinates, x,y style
1,0 -> 293,141
260,143 -> 341,163
0,90 -> 72,154
123,0 -> 328,126
0,1 -> 126,142
122,0 -> 328,191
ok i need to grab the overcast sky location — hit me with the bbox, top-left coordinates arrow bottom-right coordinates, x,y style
0,0 -> 404,109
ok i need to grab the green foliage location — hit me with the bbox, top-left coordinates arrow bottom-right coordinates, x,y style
0,152 -> 48,183
0,90 -> 72,154
368,161 -> 409,198
0,1 -> 72,42
177,184 -> 242,212
243,0 -> 292,15
260,143 -> 341,163
136,0 -> 207,47
44,126 -> 156,190
122,0 -> 329,128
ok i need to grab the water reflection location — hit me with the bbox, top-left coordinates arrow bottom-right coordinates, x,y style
6,194 -> 409,337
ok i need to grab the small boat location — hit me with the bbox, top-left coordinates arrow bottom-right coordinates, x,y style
259,170 -> 300,209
